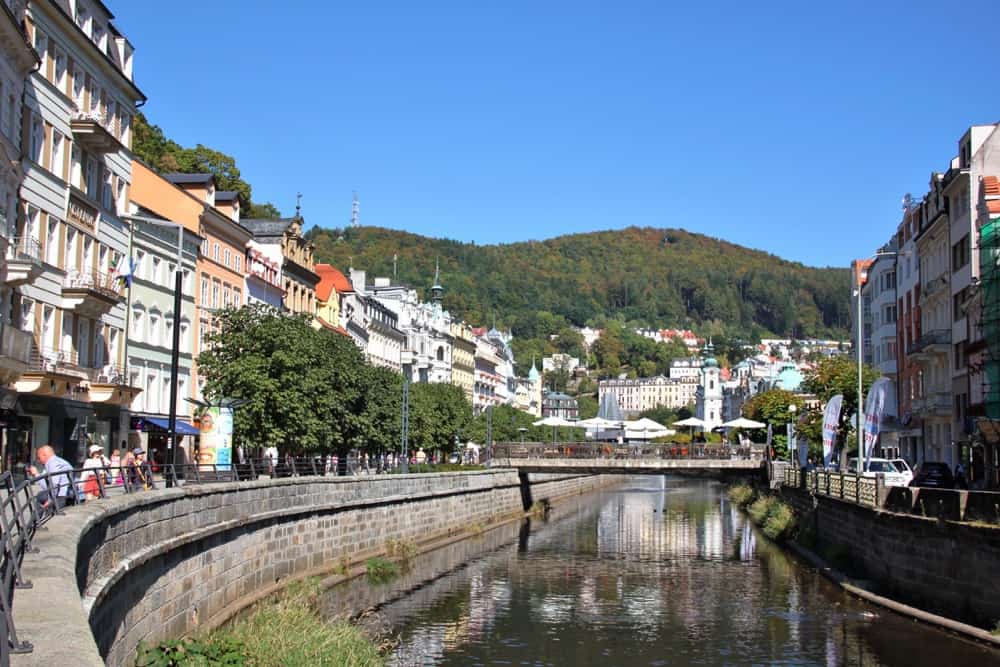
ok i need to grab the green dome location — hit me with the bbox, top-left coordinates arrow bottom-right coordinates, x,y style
776,365 -> 803,392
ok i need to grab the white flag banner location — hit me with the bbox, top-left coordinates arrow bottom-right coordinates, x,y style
822,394 -> 844,469
863,378 -> 891,466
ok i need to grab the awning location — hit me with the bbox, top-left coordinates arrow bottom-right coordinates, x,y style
142,417 -> 200,436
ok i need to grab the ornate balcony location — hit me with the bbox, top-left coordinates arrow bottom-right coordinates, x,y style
61,270 -> 123,318
13,347 -> 89,396
69,109 -> 123,154
88,364 -> 142,406
0,324 -> 33,384
4,236 -> 43,287
907,329 -> 950,362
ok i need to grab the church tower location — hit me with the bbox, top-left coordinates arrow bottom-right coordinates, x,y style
429,259 -> 443,306
695,339 -> 723,432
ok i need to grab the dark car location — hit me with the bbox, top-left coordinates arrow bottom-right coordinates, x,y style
908,462 -> 955,489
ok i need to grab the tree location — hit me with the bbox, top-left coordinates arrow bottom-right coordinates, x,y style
801,356 -> 880,450
197,304 -> 368,454
408,383 -> 471,454
742,389 -> 807,459
357,366 -> 403,454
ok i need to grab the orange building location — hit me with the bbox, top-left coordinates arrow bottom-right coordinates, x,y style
130,161 -> 250,404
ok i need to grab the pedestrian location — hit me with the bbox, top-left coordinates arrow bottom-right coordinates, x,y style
129,448 -> 156,491
27,445 -> 75,514
955,462 -> 969,490
80,444 -> 109,500
110,448 -> 122,485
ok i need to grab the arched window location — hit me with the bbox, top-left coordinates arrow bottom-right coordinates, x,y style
436,347 -> 444,361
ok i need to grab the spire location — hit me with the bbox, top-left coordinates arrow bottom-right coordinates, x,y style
295,192 -> 302,219
430,258 -> 443,305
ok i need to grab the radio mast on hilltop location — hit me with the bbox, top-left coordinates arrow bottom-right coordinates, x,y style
350,191 -> 360,227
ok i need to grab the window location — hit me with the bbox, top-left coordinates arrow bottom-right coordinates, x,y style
200,277 -> 209,305
19,298 -> 34,334
115,178 -> 125,214
212,243 -> 220,261
211,281 -> 219,308
34,31 -> 47,71
233,288 -> 241,306
54,47 -> 67,91
179,321 -> 189,353
131,308 -> 144,343
29,115 -> 44,164
49,130 -> 63,177
101,168 -> 112,210
160,377 -> 170,413
26,205 -> 40,242
223,247 -> 230,268
223,286 -> 231,307
165,316 -> 173,348
85,156 -> 98,199
149,311 -> 160,345
120,113 -> 130,147
200,238 -> 209,256
234,255 -> 241,273
952,234 -> 970,272
65,227 -> 78,272
182,269 -> 191,295
72,64 -> 84,107
151,256 -> 161,284
45,218 -> 59,264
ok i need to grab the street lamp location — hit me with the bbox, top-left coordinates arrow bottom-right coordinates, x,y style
787,403 -> 797,465
518,427 -> 527,444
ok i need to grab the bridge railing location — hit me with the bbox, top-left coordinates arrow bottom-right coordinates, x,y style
492,441 -> 763,461
781,466 -> 880,508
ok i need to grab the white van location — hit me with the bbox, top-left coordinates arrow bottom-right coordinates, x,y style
846,458 -> 910,487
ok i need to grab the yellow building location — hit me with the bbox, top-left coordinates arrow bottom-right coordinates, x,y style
450,322 -> 476,404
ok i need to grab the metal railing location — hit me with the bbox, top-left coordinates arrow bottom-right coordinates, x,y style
4,237 -> 40,264
782,466 -> 880,508
0,454 -> 403,663
26,346 -> 79,373
0,326 -> 32,364
61,270 -> 122,299
907,329 -> 950,355
492,441 -> 761,461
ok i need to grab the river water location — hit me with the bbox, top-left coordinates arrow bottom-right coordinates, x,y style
321,476 -> 997,666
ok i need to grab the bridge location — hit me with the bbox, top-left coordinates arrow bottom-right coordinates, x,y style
489,442 -> 766,474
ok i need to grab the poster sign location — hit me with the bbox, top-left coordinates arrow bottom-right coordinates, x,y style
863,378 -> 891,467
198,407 -> 233,470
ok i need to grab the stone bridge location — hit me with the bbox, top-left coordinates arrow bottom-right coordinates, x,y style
489,442 -> 767,475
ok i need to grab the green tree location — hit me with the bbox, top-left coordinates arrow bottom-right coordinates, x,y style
408,383 -> 471,454
801,356 -> 880,450
742,389 -> 807,459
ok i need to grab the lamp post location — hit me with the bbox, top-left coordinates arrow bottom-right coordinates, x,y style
125,214 -> 185,487
787,403 -> 797,465
518,427 -> 527,444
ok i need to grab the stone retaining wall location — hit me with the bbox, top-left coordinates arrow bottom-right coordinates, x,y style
12,470 -> 624,667
781,485 -> 1000,628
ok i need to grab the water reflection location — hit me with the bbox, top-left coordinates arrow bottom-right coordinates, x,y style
318,476 -> 996,666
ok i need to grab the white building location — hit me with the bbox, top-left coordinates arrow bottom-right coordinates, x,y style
13,0 -> 143,464
598,376 -> 698,417
244,239 -> 284,309
695,344 -> 723,432
669,357 -> 702,381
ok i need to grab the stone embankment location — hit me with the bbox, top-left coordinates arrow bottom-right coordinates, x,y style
780,484 -> 1000,631
12,470 -> 624,667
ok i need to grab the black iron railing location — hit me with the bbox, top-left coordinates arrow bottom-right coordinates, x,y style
491,441 -> 762,461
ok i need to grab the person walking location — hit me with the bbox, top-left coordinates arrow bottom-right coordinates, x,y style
27,445 -> 75,513
80,444 -> 109,500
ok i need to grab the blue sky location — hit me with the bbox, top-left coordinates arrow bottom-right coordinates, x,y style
115,1 -> 1000,268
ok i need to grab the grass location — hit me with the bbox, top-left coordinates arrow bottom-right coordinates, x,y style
135,578 -> 386,666
365,557 -> 400,585
383,538 -> 418,563
747,495 -> 796,542
727,483 -> 755,508
529,500 -> 551,517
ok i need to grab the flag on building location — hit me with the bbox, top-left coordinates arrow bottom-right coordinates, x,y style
821,394 -> 844,468
113,255 -> 136,288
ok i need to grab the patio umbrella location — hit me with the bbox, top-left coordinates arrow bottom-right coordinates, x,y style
721,417 -> 767,429
624,417 -> 672,442
672,416 -> 707,440
532,416 -> 578,443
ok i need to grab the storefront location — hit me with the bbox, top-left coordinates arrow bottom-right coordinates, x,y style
129,416 -> 200,468
16,394 -> 95,468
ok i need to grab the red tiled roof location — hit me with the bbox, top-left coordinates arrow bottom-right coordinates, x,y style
315,264 -> 353,301
988,200 -> 1000,215
317,318 -> 350,337
984,176 -> 1000,196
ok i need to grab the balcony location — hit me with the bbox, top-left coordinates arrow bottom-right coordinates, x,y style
0,325 -> 33,383
920,275 -> 948,303
907,329 -> 950,362
14,346 -> 90,396
69,109 -> 123,154
913,391 -> 951,416
61,270 -> 124,318
88,364 -> 142,406
4,237 -> 43,287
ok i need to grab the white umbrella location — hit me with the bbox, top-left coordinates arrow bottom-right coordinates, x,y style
624,417 -> 672,442
721,417 -> 767,429
577,417 -> 616,428
672,417 -> 707,428
532,415 -> 580,443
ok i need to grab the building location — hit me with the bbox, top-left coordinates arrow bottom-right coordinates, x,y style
450,321 -> 476,404
895,197 -> 923,463
363,295 -> 403,372
131,164 -> 252,409
669,357 -> 703,381
245,241 -> 283,309
947,126 -> 1000,466
542,391 -> 578,420
694,343 -> 723,431
314,263 -> 349,331
913,172 -> 953,466
240,215 -> 318,317
124,206 -> 199,456
597,375 -> 698,417
368,271 -> 452,384
473,334 -> 502,413
850,259 -> 874,366
863,239 -> 900,456
542,353 -> 581,374
11,0 -> 144,465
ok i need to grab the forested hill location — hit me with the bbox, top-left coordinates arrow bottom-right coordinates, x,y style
308,226 -> 850,341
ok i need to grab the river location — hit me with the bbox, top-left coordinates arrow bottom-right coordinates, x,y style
319,476 -> 997,666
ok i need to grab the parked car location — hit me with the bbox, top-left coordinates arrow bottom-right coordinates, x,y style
890,459 -> 914,487
908,461 -> 955,489
846,458 -> 910,487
